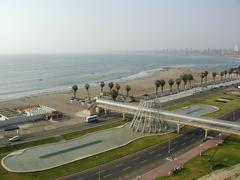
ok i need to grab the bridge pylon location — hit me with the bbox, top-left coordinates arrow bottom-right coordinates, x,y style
129,98 -> 168,133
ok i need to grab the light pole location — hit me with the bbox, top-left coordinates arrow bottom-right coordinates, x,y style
218,133 -> 222,144
168,139 -> 171,154
199,144 -> 203,156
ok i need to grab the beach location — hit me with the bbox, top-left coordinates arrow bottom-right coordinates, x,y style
0,67 -> 215,118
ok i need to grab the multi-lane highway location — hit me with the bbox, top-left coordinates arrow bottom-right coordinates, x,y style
61,128 -> 205,180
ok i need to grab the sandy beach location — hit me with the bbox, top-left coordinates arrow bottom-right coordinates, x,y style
0,67 -> 217,117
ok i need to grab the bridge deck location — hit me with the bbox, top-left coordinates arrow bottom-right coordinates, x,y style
96,99 -> 240,136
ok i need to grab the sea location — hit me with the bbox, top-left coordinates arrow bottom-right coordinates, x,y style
0,53 -> 239,101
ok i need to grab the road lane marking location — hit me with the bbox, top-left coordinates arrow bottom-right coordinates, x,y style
140,160 -> 148,164
103,173 -> 112,178
114,163 -> 123,168
123,166 -> 131,171
96,170 -> 106,174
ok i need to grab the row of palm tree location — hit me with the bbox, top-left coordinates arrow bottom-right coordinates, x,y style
72,66 -> 240,99
71,81 -> 132,99
154,73 -> 195,95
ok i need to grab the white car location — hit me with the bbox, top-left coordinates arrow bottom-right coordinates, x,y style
8,135 -> 21,142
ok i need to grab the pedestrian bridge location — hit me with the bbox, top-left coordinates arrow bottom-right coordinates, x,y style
96,99 -> 240,137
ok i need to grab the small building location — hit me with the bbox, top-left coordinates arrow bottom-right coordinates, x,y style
0,104 -> 62,129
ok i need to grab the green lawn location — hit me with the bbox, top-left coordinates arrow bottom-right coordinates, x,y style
158,92 -> 240,180
158,136 -> 240,180
164,92 -> 240,118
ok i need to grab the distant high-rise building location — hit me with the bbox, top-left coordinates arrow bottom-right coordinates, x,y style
234,43 -> 239,52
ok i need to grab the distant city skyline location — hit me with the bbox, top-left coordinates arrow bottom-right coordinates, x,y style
0,0 -> 239,54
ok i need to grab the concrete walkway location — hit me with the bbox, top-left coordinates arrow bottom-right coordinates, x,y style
140,139 -> 223,180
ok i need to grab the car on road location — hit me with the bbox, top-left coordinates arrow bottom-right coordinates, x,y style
8,135 -> 21,142
85,115 -> 98,123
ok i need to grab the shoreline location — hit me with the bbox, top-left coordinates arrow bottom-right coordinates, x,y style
0,65 -> 202,103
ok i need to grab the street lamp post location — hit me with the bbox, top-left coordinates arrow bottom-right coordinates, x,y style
218,133 -> 222,144
199,144 -> 203,156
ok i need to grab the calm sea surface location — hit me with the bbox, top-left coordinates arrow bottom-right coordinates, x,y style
0,53 -> 239,100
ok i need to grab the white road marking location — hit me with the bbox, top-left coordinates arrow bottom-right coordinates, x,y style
140,160 -> 148,164
114,163 -> 123,168
123,166 -> 131,171
103,173 -> 112,178
96,170 -> 106,174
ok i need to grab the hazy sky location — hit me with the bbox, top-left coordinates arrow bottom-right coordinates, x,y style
0,0 -> 239,54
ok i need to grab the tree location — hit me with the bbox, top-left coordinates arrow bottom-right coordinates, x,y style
187,74 -> 194,88
181,73 -> 188,90
115,83 -> 121,93
111,89 -> 118,101
220,71 -> 224,81
175,78 -> 181,92
155,80 -> 161,96
204,71 -> 208,84
100,81 -> 105,93
125,85 -> 131,97
108,82 -> 114,92
224,70 -> 227,80
72,85 -> 78,99
228,68 -> 233,79
159,79 -> 166,94
168,79 -> 174,93
200,72 -> 205,86
212,72 -> 217,83
85,83 -> 90,98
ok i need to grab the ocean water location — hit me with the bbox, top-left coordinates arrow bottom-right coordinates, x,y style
0,53 -> 239,101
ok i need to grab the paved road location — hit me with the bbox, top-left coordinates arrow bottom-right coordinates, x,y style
0,114 -> 121,147
61,129 -> 206,180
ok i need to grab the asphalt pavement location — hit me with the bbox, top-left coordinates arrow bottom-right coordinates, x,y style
61,129 -> 205,180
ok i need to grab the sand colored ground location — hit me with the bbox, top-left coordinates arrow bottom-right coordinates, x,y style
0,67 -> 218,136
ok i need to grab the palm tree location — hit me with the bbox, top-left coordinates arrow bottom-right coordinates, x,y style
228,68 -> 233,79
72,85 -> 78,99
100,81 -> 105,93
212,72 -> 217,83
220,71 -> 224,81
224,70 -> 227,80
175,78 -> 181,92
181,73 -> 188,90
204,71 -> 208,84
108,82 -> 114,92
159,79 -> 166,94
111,89 -> 118,101
200,72 -> 205,86
168,79 -> 174,93
125,85 -> 131,97
115,84 -> 121,93
155,80 -> 161,96
85,83 -> 90,98
187,74 -> 194,88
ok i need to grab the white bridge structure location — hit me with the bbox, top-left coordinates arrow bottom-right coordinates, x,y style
96,98 -> 240,138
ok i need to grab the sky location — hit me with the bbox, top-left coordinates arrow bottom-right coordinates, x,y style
0,0 -> 239,54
